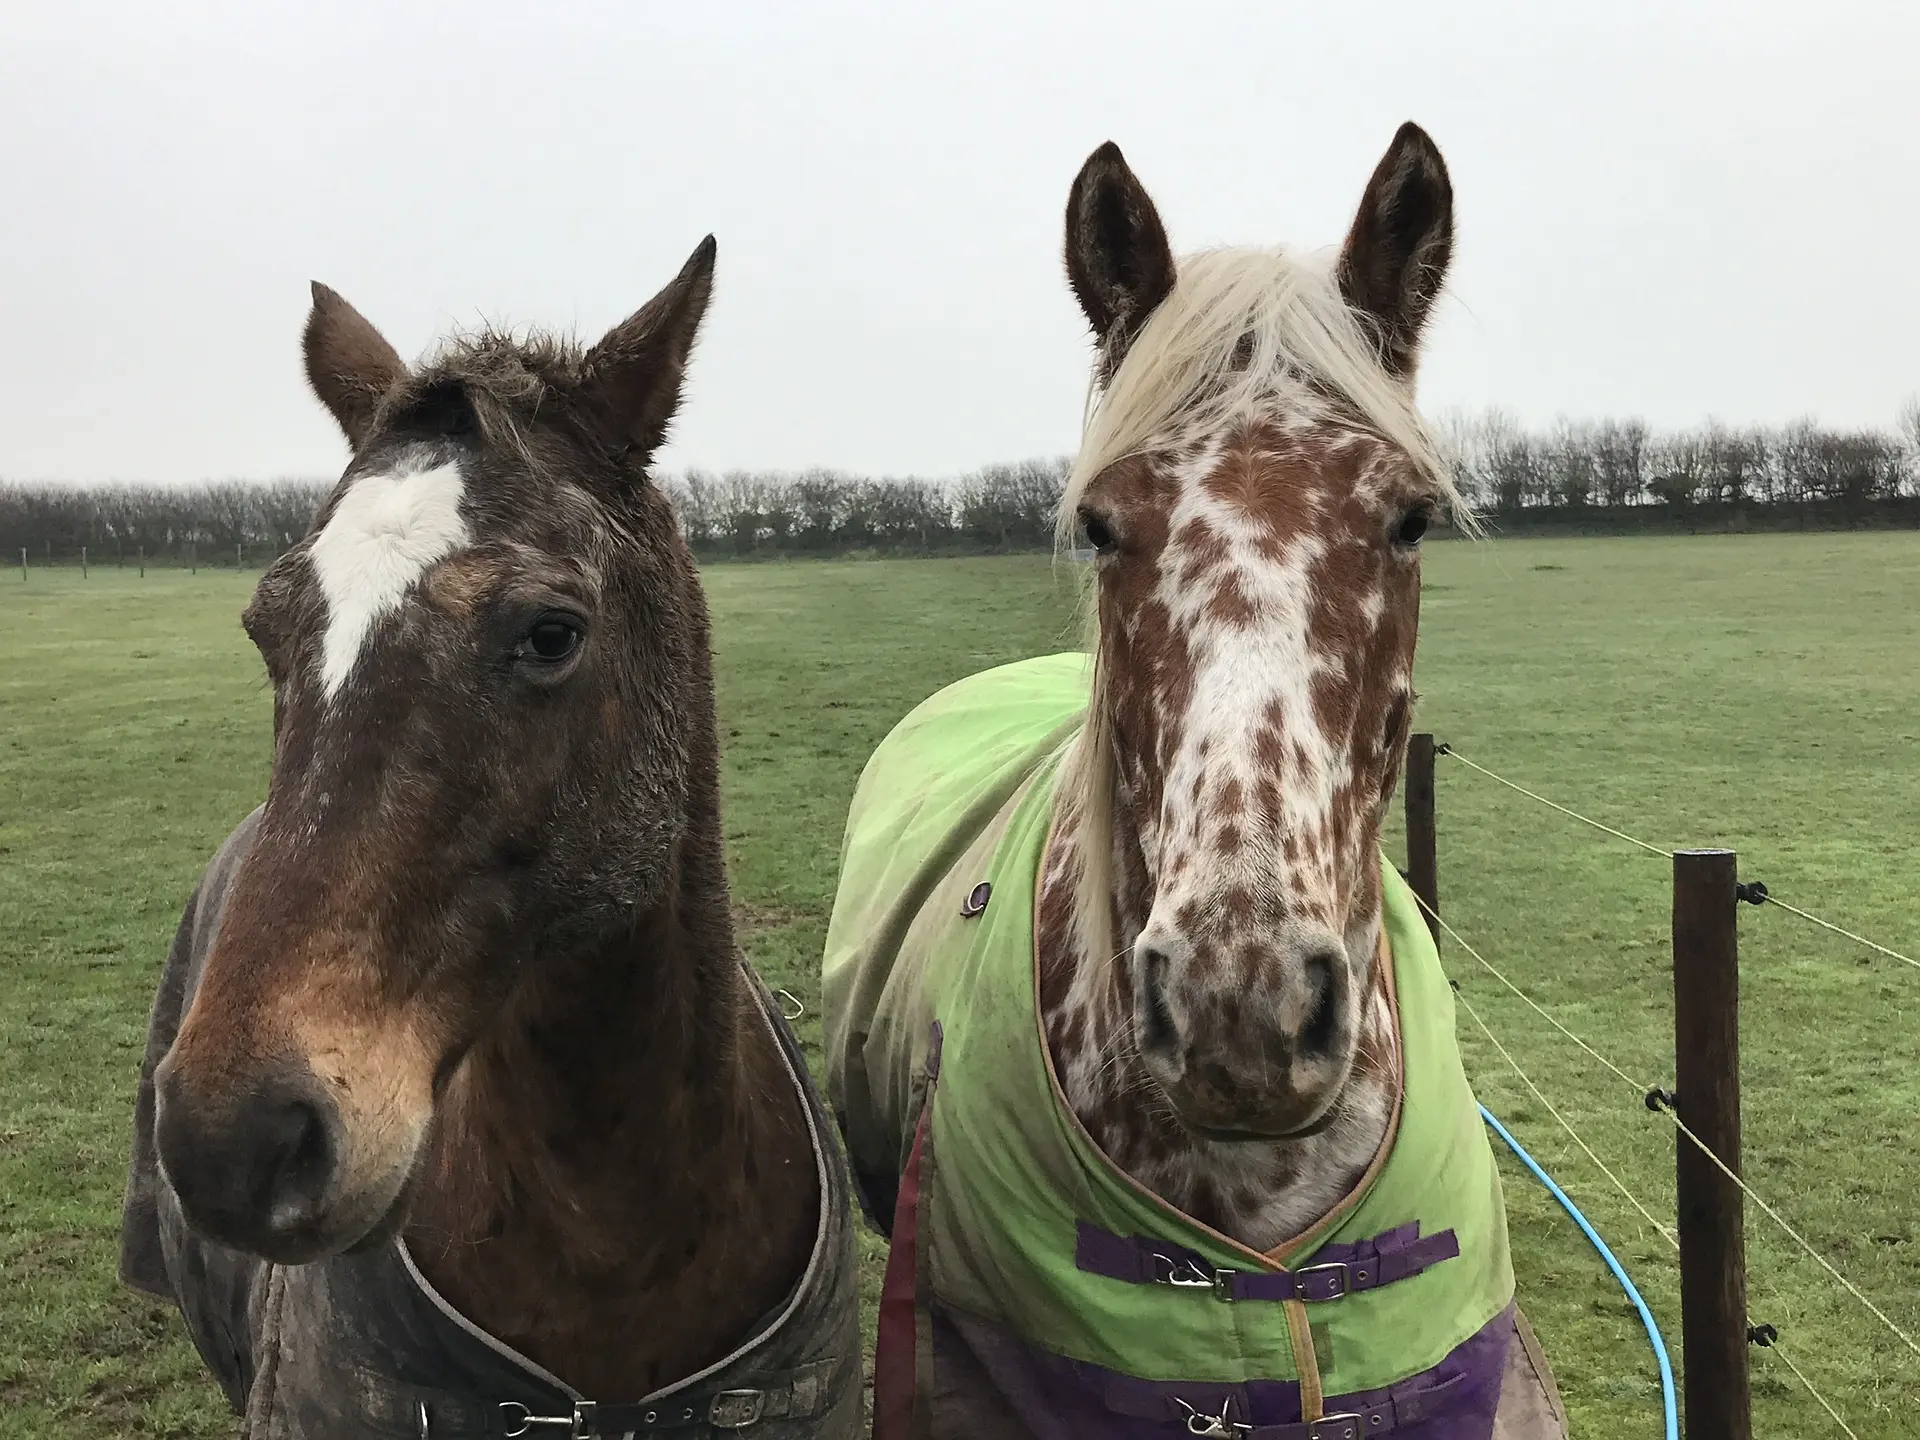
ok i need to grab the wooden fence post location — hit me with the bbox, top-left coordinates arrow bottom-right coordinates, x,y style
1405,734 -> 1440,947
82,545 -> 88,578
1672,848 -> 1749,1440
18,547 -> 25,580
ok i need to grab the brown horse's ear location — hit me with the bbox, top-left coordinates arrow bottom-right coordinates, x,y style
1064,142 -> 1176,376
1337,122 -> 1454,380
580,236 -> 716,467
303,283 -> 408,449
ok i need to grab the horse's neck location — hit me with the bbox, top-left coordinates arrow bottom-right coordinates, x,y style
405,787 -> 818,1401
1037,788 -> 1399,1254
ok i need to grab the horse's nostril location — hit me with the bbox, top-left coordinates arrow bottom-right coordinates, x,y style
1298,950 -> 1340,1059
260,1096 -> 333,1235
157,1070 -> 338,1249
1138,945 -> 1178,1055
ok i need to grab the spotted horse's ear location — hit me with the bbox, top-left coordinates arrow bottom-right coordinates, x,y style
1064,141 -> 1177,381
577,236 -> 717,472
1336,122 -> 1454,381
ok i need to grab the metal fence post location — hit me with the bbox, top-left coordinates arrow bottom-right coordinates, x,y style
1672,848 -> 1750,1440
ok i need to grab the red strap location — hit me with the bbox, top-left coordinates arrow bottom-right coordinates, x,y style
874,1075 -> 936,1438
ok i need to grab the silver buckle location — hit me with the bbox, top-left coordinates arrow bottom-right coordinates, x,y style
1306,1413 -> 1364,1440
1294,1259 -> 1352,1298
709,1389 -> 767,1429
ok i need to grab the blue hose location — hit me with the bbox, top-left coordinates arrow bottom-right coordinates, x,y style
1479,1103 -> 1679,1440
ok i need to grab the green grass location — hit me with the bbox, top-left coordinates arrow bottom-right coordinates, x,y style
3,535 -> 1917,1436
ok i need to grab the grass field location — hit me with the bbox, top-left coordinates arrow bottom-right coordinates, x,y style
3,533 -> 1918,1437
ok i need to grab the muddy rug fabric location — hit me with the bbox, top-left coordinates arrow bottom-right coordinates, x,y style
122,809 -> 862,1439
825,654 -> 1569,1440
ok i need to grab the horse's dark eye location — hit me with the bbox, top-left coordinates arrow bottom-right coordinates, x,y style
1395,507 -> 1431,548
521,619 -> 582,663
1078,508 -> 1118,555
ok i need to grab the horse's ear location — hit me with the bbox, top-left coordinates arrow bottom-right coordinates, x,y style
580,236 -> 716,468
303,284 -> 407,449
1064,142 -> 1176,375
1337,122 -> 1454,380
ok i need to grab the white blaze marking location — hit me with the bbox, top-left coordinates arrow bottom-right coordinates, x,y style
309,457 -> 469,699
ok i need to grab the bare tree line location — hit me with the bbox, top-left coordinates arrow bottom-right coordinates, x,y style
5,406 -> 1917,566
1440,405 -> 1920,520
0,460 -> 1076,565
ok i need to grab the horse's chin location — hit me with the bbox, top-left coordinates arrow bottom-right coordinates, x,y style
342,1186 -> 416,1256
260,1154 -> 424,1266
1183,1106 -> 1342,1144
1137,1044 -> 1355,1146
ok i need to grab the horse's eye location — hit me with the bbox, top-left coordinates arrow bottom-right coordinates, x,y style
1078,508 -> 1119,555
519,618 -> 582,663
1394,507 -> 1431,548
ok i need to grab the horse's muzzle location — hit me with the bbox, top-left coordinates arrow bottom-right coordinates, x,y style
153,1056 -> 344,1263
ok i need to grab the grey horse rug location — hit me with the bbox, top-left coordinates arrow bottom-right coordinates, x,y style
121,809 -> 863,1439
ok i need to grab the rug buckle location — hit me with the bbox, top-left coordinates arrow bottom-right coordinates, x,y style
709,1388 -> 767,1428
1305,1412 -> 1363,1440
1294,1259 -> 1352,1299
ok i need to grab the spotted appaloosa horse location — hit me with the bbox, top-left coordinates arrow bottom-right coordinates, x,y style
121,242 -> 859,1437
825,125 -> 1565,1437
1040,129 -> 1464,1249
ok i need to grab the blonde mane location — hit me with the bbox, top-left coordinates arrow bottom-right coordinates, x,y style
1053,245 -> 1471,951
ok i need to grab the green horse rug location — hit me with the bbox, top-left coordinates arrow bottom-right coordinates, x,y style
825,655 -> 1568,1440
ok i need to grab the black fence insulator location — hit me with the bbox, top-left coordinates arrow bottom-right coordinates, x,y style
1435,741 -> 1453,756
1448,978 -> 1461,992
1746,1323 -> 1778,1348
1645,1086 -> 1679,1113
1735,881 -> 1769,906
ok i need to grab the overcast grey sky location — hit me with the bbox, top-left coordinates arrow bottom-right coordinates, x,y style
1,1 -> 1914,485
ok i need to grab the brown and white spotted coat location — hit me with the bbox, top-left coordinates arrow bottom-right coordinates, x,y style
1038,126 -> 1459,1252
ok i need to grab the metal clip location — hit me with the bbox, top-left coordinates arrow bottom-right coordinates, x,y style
1293,1259 -> 1352,1299
1174,1396 -> 1251,1436
494,1401 -> 594,1438
1152,1253 -> 1218,1289
1306,1413 -> 1364,1440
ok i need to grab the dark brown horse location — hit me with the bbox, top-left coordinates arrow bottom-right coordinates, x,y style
121,241 -> 860,1437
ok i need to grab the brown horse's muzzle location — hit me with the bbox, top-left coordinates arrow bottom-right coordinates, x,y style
153,1051 -> 348,1262
153,964 -> 440,1264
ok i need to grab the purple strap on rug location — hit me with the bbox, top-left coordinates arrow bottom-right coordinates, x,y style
1100,1361 -> 1474,1438
1074,1219 -> 1459,1303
